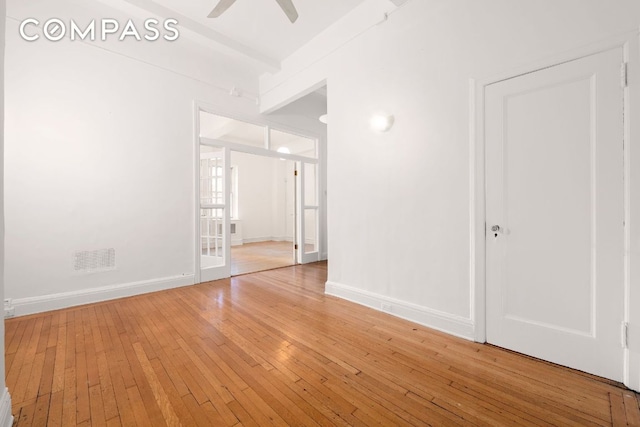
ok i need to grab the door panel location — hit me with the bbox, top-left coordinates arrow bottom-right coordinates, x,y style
199,145 -> 231,282
486,48 -> 624,381
298,162 -> 320,264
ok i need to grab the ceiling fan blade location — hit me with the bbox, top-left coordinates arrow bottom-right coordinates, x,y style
274,0 -> 299,23
208,0 -> 237,18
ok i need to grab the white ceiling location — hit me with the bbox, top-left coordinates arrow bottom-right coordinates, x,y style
131,0 -> 367,68
270,88 -> 327,122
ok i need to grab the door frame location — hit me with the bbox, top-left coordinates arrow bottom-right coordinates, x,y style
198,144 -> 232,282
471,31 -> 640,389
193,101 -> 325,283
297,161 -> 321,264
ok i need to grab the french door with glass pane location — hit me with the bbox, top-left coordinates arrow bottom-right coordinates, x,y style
298,162 -> 320,264
199,145 -> 231,282
196,107 -> 322,279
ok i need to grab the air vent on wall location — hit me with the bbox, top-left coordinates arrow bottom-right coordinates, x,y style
73,248 -> 116,273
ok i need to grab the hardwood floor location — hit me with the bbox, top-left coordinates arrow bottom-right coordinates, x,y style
6,262 -> 640,426
230,241 -> 295,276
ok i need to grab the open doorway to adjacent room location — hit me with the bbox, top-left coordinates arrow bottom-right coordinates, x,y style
196,102 -> 325,282
229,151 -> 297,276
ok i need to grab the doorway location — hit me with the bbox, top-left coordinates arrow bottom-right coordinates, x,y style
228,151 -> 297,276
484,47 -> 625,381
195,109 -> 322,283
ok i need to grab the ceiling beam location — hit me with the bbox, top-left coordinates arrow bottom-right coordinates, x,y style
94,0 -> 281,72
126,0 -> 281,71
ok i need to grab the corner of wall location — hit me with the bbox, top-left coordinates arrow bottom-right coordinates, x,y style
259,0 -> 395,113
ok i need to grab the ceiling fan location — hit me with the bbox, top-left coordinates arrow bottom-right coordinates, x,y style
208,0 -> 299,23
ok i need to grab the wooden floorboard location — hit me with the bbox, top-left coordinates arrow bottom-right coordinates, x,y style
6,261 -> 640,426
229,240 -> 296,276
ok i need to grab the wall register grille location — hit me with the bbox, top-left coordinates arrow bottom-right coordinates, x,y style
73,248 -> 116,273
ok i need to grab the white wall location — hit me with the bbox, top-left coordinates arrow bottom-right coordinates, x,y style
232,152 -> 276,241
272,159 -> 296,243
5,21 -> 212,303
3,0 -> 322,315
231,151 -> 294,243
230,152 -> 296,244
259,0 -> 640,386
0,0 -> 14,424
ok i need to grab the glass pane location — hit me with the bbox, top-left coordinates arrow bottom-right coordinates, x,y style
271,129 -> 316,158
304,163 -> 317,206
200,146 -> 224,205
200,111 -> 265,148
201,208 -> 225,268
304,209 -> 318,254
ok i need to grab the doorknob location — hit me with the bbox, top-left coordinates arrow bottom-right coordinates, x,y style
491,225 -> 501,232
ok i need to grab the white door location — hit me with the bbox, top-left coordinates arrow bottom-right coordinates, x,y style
485,47 -> 625,381
199,145 -> 231,282
298,162 -> 320,264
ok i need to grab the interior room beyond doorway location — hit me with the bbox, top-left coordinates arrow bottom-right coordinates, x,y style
198,109 -> 322,283
229,151 -> 296,276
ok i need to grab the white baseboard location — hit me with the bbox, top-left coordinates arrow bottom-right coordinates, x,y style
205,236 -> 295,246
325,281 -> 475,341
242,237 -> 272,244
9,274 -> 195,318
0,388 -> 12,427
242,236 -> 294,244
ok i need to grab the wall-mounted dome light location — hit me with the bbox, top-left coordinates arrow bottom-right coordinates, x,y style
370,113 -> 394,132
319,114 -> 328,124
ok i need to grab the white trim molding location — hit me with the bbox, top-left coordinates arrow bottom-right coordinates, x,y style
9,275 -> 195,318
625,28 -> 640,393
325,281 -> 475,341
0,388 -> 12,427
241,236 -> 295,245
